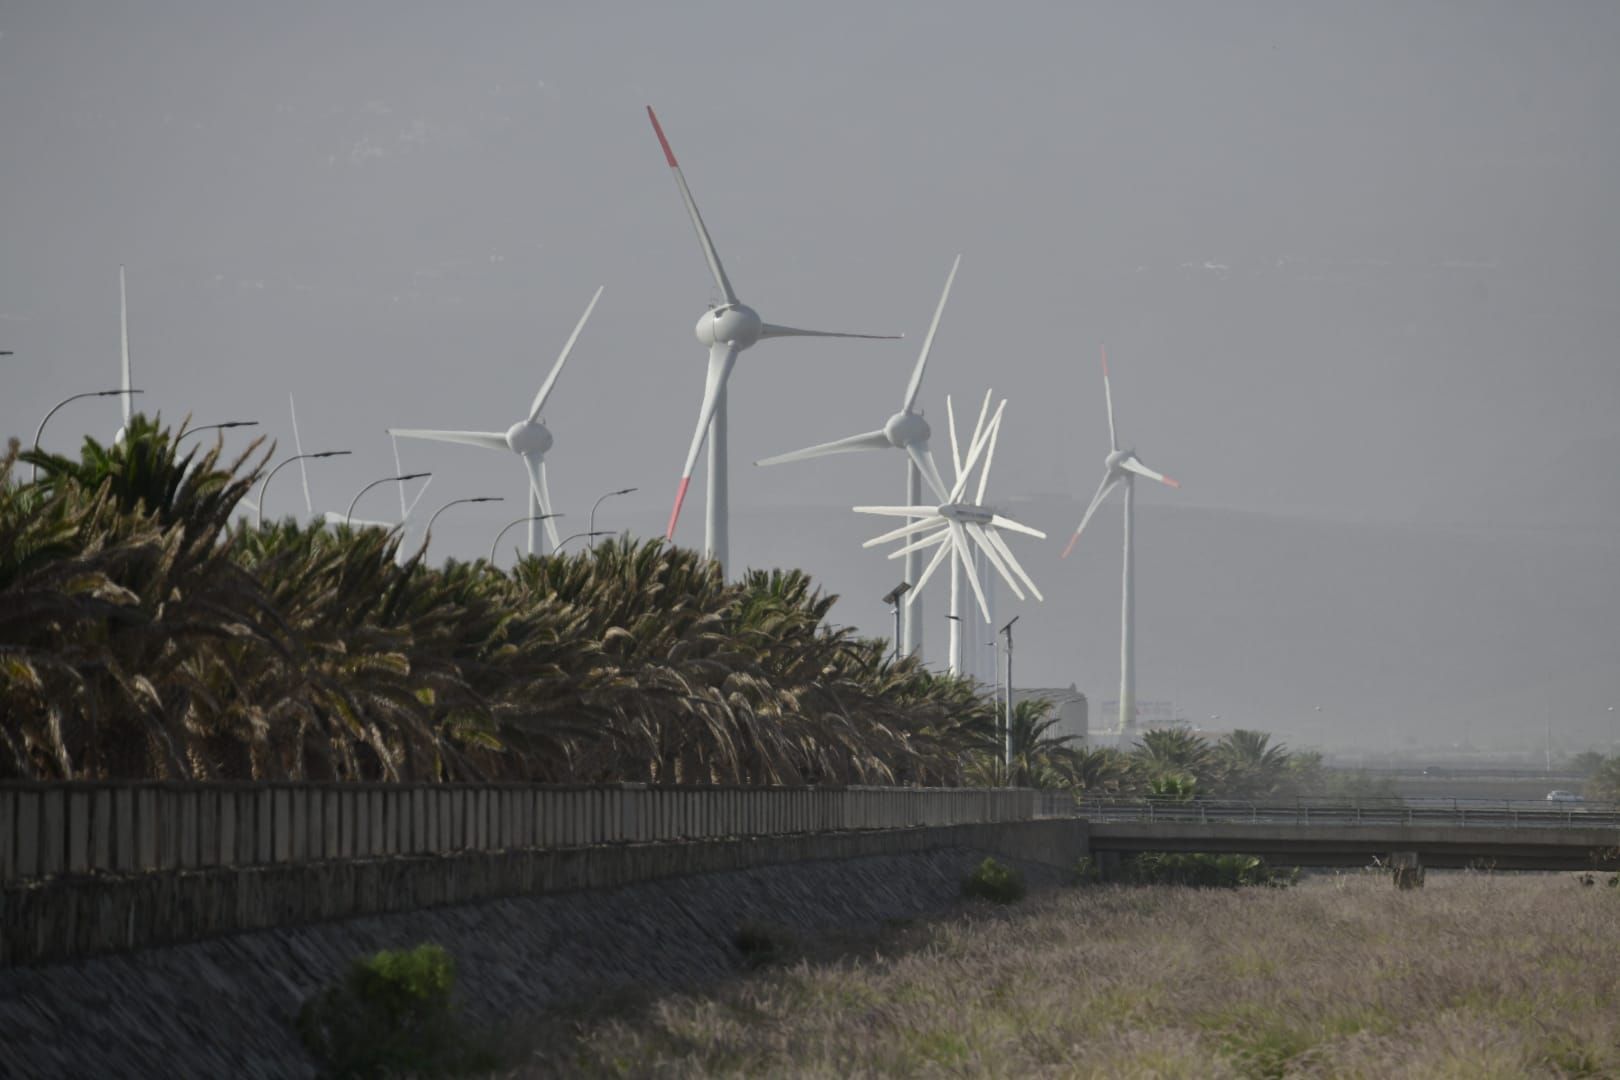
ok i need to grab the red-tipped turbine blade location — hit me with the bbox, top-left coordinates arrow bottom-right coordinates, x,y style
665,476 -> 692,539
647,106 -> 679,167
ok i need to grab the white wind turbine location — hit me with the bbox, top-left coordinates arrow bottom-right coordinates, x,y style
856,389 -> 1045,675
1061,347 -> 1180,734
756,255 -> 960,656
388,287 -> 603,556
646,107 -> 899,574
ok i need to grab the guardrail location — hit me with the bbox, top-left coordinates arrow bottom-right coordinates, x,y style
0,782 -> 1039,886
1042,795 -> 1620,829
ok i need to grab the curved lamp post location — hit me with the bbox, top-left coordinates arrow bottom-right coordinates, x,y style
588,486 -> 638,537
489,513 -> 562,564
346,472 -> 430,526
419,496 -> 504,559
178,420 -> 259,442
554,530 -> 609,554
32,388 -> 143,480
257,450 -> 351,527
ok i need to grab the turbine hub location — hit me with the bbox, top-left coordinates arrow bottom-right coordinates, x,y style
1105,448 -> 1132,473
695,303 -> 762,349
938,503 -> 993,525
505,419 -> 553,456
883,410 -> 930,449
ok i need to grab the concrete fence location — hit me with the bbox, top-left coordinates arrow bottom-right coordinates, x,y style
0,782 -> 1037,886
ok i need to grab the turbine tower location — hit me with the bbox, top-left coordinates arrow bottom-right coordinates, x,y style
115,266 -> 133,444
856,389 -> 1045,677
756,256 -> 960,656
645,107 -> 899,575
389,287 -> 603,556
1062,347 -> 1180,734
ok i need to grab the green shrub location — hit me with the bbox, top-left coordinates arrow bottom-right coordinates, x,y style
297,943 -> 494,1078
1071,856 -> 1102,886
1124,853 -> 1297,889
962,857 -> 1026,904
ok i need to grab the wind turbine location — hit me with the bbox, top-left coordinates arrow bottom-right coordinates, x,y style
756,255 -> 960,656
855,389 -> 1045,676
1061,346 -> 1180,735
388,287 -> 603,556
645,106 -> 899,574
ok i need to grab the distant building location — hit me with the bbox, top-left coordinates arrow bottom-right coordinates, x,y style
1098,699 -> 1186,733
1012,685 -> 1088,745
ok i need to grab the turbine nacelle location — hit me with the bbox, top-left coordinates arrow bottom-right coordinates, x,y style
937,503 -> 994,526
505,418 -> 553,457
695,303 -> 762,350
883,410 -> 930,450
1106,448 -> 1133,474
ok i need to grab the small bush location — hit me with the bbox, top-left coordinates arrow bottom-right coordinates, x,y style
1124,852 -> 1297,889
297,943 -> 493,1078
962,857 -> 1026,904
1071,856 -> 1102,886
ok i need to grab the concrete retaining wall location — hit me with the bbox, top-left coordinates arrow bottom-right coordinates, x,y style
0,782 -> 1038,884
2,819 -> 1088,967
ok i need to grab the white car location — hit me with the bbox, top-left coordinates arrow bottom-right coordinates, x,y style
1546,790 -> 1585,803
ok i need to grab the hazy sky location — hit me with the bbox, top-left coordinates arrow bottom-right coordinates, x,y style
3,2 -> 1617,751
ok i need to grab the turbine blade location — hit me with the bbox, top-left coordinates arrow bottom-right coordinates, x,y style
1121,455 -> 1180,488
1061,473 -> 1119,558
853,504 -> 940,518
119,266 -> 132,425
646,107 -> 737,306
881,523 -> 952,557
530,285 -> 604,421
985,526 -> 1044,602
904,442 -> 950,504
388,428 -> 509,451
901,254 -> 961,413
757,323 -> 901,341
864,515 -> 944,547
950,522 -> 991,622
668,341 -> 739,538
946,395 -> 961,479
756,428 -> 888,467
404,474 -> 434,520
538,459 -> 562,549
966,522 -> 1024,601
989,513 -> 1047,540
908,531 -> 954,599
1102,345 -> 1117,451
974,402 -> 1008,505
952,396 -> 1005,503
289,394 -> 313,516
391,433 -> 409,518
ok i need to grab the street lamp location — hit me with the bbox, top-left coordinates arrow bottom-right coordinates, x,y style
1001,616 -> 1020,771
489,513 -> 563,564
589,486 -> 638,537
419,496 -> 504,559
554,530 -> 610,553
345,472 -> 430,527
256,450 -> 352,527
178,420 -> 259,442
32,388 -> 144,480
882,582 -> 912,663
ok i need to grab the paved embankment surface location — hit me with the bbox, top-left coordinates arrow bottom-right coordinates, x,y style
0,847 -> 1060,1078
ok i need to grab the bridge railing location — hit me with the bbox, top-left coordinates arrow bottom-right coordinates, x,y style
0,782 -> 1039,886
1042,794 -> 1620,829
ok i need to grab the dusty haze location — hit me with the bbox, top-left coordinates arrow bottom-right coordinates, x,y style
2,2 -> 1616,753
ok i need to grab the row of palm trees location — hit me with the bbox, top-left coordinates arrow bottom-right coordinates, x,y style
2,416 -> 1317,794
2,417 -> 1014,784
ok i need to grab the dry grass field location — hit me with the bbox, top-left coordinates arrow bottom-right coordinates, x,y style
520,872 -> 1620,1078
